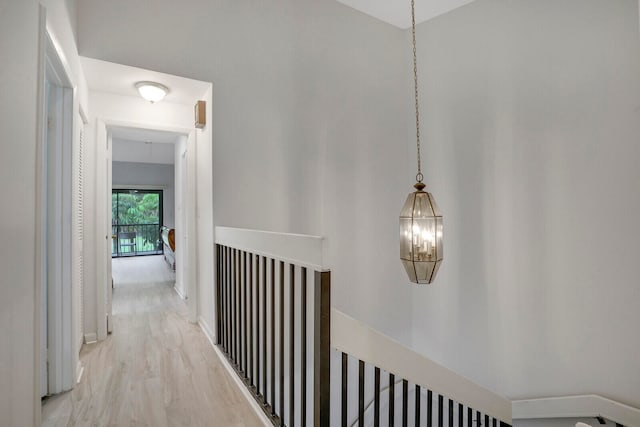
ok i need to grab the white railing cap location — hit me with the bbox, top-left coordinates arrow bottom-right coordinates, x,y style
513,395 -> 640,426
215,226 -> 328,271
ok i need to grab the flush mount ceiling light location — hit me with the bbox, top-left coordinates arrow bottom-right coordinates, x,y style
135,81 -> 169,103
399,0 -> 443,285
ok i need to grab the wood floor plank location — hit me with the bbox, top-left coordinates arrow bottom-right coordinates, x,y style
42,255 -> 264,427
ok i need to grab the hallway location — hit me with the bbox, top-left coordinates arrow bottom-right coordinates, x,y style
42,256 -> 263,427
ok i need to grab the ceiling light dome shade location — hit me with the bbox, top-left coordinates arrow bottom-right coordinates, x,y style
400,183 -> 443,284
135,81 -> 169,103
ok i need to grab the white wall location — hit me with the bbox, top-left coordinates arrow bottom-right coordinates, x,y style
0,2 -> 40,425
112,139 -> 175,164
112,161 -> 176,228
0,0 -> 88,424
410,0 -> 640,409
87,91 -> 192,128
196,86 -> 214,329
78,0 -> 413,345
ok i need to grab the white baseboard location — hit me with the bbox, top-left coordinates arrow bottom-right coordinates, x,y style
174,284 -> 187,300
198,316 -> 215,344
84,332 -> 97,344
197,317 -> 271,427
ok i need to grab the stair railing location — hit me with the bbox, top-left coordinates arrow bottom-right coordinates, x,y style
214,227 -> 512,427
332,310 -> 512,427
215,227 -> 330,426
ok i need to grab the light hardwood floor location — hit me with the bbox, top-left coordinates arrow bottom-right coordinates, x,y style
42,255 -> 264,427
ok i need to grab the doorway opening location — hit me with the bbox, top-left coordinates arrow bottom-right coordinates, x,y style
103,126 -> 196,330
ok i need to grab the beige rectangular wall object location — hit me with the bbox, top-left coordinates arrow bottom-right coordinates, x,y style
195,100 -> 206,129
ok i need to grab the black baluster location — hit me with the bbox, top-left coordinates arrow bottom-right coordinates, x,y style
248,253 -> 253,386
449,399 -> 453,427
270,258 -> 275,414
358,360 -> 365,427
221,246 -> 226,351
256,254 -> 260,394
279,261 -> 285,426
234,249 -> 238,364
374,367 -> 380,427
389,373 -> 395,427
301,266 -> 307,427
229,249 -> 238,365
289,264 -> 295,426
226,246 -> 230,354
415,385 -> 421,426
262,256 -> 267,402
215,245 -> 221,345
243,251 -> 248,378
342,353 -> 348,427
427,390 -> 433,427
402,380 -> 408,427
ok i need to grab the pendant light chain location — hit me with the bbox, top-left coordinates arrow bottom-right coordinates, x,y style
400,0 -> 443,285
411,0 -> 423,183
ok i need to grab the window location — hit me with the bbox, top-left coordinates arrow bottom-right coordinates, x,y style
111,189 -> 163,257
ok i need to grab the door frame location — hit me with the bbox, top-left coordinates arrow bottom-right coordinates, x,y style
35,11 -> 76,399
95,119 -> 198,341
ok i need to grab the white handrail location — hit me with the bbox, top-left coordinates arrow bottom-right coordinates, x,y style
332,309 -> 513,423
513,395 -> 640,426
215,226 -> 327,271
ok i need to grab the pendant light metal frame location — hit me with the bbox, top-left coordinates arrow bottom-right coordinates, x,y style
399,0 -> 443,285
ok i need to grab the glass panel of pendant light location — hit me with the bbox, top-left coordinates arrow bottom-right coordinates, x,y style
399,190 -> 443,284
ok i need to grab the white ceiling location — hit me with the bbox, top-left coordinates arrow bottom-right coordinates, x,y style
80,56 -> 210,105
335,0 -> 478,28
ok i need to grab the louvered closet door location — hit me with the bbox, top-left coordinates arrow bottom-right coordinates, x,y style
73,120 -> 85,352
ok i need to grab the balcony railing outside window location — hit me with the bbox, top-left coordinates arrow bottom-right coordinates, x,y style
111,224 -> 163,257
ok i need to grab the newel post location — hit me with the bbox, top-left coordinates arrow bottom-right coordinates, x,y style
313,270 -> 331,427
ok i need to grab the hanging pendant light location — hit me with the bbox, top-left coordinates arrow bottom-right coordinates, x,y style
399,0 -> 443,284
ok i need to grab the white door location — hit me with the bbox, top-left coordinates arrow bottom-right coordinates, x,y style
40,78 -> 51,397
